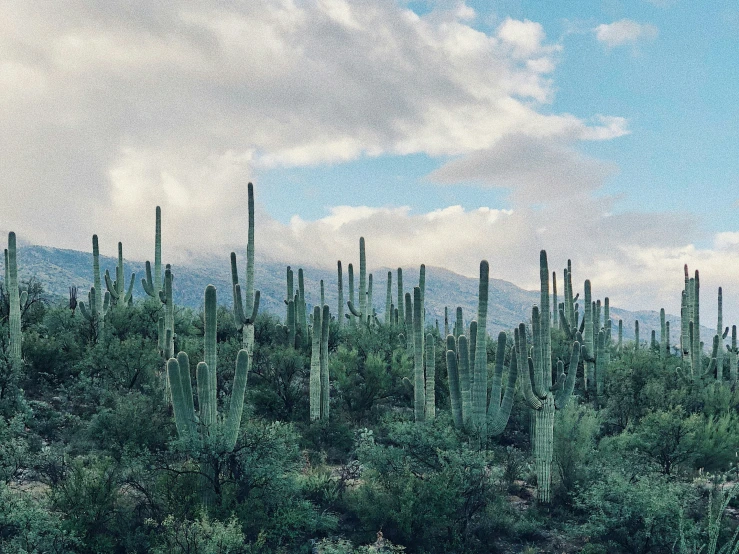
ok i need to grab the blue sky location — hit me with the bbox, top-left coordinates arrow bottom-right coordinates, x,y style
1,0 -> 738,324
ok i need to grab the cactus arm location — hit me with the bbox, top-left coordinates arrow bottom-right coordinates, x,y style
310,306 -> 321,421
105,270 -> 119,300
489,332 -> 518,437
19,290 -> 27,307
555,341 -> 581,409
515,325 -> 543,410
225,349 -> 250,451
167,357 -> 190,440
142,261 -> 156,297
196,361 -> 212,434
124,273 -> 135,305
347,300 -> 362,318
177,351 -> 196,435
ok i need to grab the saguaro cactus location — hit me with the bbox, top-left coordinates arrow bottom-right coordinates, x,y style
444,262 -> 516,439
413,286 -> 425,422
517,251 -> 582,503
310,306 -> 322,421
337,261 -> 344,329
79,235 -> 111,336
359,237 -> 367,325
142,206 -> 163,298
105,242 -> 135,308
167,285 -> 252,504
5,233 -> 27,366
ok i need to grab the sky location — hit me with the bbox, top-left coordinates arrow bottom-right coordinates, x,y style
1,0 -> 738,326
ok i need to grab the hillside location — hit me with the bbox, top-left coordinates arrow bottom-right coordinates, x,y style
6,242 -> 697,343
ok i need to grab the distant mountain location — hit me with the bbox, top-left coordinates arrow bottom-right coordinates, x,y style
5,243 -> 705,345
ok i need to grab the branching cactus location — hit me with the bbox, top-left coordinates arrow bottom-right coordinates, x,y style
517,250 -> 582,503
105,242 -> 135,308
230,183 -> 261,358
79,235 -> 111,335
445,262 -> 516,440
5,233 -> 27,366
167,285 -> 252,504
142,206 -> 163,298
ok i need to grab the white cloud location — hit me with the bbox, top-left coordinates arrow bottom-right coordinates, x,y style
0,0 -> 628,263
595,19 -> 658,48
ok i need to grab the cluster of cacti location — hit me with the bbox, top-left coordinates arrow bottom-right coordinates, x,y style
79,235 -> 110,336
167,284 -> 251,504
5,233 -> 27,367
518,250 -> 583,503
347,237 -> 381,325
310,304 -> 330,421
680,265 -> 701,375
105,242 -> 135,308
444,261 -> 517,443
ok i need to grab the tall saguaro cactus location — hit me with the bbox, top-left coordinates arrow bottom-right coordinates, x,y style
5,233 -> 26,366
518,251 -> 582,503
359,237 -> 367,325
231,183 -> 261,366
79,235 -> 110,336
413,286 -> 425,422
142,206 -> 163,298
337,261 -> 344,329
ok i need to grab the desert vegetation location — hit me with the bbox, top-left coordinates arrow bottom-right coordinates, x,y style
2,183 -> 739,553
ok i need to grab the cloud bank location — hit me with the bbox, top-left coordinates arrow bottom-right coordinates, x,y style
595,19 -> 659,48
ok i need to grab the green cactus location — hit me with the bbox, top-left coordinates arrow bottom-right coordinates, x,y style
368,273 -> 374,323
413,286 -> 425,422
692,271 -> 701,374
716,287 -> 725,380
337,261 -> 344,329
104,242 -> 135,308
517,250 -> 582,503
730,325 -> 737,383
310,306 -> 321,421
348,263 -> 355,326
167,284 -> 252,505
385,271 -> 392,325
230,183 -> 261,396
425,333 -> 435,421
141,206 -> 163,298
320,304 -> 330,419
583,280 -> 593,390
359,237 -> 367,325
298,268 -> 306,334
159,265 -> 174,359
454,307 -> 463,339
472,261 -> 490,438
444,262 -> 516,440
397,268 -> 404,329
660,308 -> 666,359
285,266 -> 293,322
79,235 -> 111,335
5,233 -> 26,366
446,335 -> 463,428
